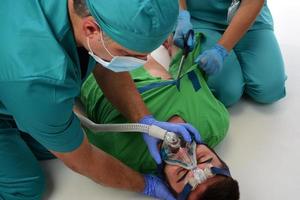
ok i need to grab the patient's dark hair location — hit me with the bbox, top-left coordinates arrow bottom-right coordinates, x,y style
196,145 -> 240,200
191,176 -> 240,200
73,0 -> 90,17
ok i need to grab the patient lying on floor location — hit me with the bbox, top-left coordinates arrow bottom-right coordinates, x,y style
160,126 -> 239,199
80,33 -> 239,199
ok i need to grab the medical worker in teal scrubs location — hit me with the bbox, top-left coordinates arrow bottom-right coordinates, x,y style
174,0 -> 286,107
0,0 -> 201,200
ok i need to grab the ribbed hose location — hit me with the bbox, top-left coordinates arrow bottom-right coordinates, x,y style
74,112 -> 174,140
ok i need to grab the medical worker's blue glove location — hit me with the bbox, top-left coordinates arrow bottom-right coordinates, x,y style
139,115 -> 201,164
173,10 -> 195,51
195,44 -> 229,75
143,174 -> 175,200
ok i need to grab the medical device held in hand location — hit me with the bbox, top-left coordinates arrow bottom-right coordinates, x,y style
74,112 -> 177,141
160,136 -> 232,199
161,135 -> 197,170
227,0 -> 241,23
176,30 -> 194,81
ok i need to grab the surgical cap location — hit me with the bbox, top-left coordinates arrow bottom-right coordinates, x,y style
86,0 -> 179,53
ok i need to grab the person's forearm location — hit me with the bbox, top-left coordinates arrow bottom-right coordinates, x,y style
179,0 -> 187,10
93,65 -> 150,122
53,136 -> 145,192
218,0 -> 264,51
87,144 -> 144,191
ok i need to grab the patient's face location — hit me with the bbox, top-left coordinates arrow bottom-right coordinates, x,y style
164,144 -> 224,194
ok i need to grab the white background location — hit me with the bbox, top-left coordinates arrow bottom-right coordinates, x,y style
42,1 -> 300,199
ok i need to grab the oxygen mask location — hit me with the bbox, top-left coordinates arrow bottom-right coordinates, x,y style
160,132 -> 232,196
160,132 -> 197,170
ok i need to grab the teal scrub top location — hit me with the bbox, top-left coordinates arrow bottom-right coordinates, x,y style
0,0 -> 96,152
187,0 -> 273,31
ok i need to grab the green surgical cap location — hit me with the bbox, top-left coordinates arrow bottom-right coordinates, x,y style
86,0 -> 179,53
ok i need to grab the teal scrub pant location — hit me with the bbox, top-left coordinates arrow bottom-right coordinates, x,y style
0,116 -> 54,200
196,28 -> 286,107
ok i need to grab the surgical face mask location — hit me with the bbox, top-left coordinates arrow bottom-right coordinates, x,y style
87,33 -> 146,72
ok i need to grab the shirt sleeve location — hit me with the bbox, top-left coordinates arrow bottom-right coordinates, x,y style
1,79 -> 84,153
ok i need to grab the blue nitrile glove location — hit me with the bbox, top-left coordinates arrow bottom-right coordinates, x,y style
143,174 -> 175,200
139,115 -> 201,164
173,10 -> 195,51
195,44 -> 229,75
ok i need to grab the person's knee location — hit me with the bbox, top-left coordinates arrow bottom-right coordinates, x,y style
247,76 -> 286,104
206,55 -> 244,107
0,170 -> 45,200
213,85 -> 244,107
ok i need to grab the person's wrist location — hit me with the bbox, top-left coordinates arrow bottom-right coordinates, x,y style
139,115 -> 155,124
214,44 -> 229,60
178,9 -> 190,20
143,174 -> 153,196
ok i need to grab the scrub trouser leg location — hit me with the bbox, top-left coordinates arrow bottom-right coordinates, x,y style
196,29 -> 244,106
0,119 -> 53,200
234,29 -> 286,104
196,28 -> 286,106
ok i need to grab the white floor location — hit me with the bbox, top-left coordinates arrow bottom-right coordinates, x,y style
42,1 -> 300,200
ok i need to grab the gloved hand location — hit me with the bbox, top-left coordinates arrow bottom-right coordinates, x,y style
173,10 -> 195,52
139,115 -> 201,164
143,174 -> 175,200
195,44 -> 229,75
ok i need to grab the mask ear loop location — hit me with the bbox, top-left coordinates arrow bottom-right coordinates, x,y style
89,20 -> 115,58
87,36 -> 110,67
86,37 -> 94,55
100,30 -> 115,58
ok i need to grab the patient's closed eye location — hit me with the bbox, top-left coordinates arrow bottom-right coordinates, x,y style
177,170 -> 189,183
197,157 -> 213,164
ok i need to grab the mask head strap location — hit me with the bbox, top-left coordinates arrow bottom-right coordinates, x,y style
156,163 -> 165,179
177,166 -> 232,200
211,167 -> 231,177
177,183 -> 193,200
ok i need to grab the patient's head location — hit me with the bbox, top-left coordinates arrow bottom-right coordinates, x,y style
162,143 -> 239,200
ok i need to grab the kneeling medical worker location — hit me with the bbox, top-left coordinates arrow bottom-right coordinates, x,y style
0,0 -> 200,199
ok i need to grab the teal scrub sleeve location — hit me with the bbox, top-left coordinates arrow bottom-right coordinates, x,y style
0,80 -> 84,153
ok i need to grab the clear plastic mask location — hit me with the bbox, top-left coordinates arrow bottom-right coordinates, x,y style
160,135 -> 215,189
187,165 -> 215,189
161,135 -> 197,170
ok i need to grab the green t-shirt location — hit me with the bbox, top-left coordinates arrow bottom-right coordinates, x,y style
80,34 -> 229,173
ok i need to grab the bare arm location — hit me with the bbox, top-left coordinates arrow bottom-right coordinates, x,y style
179,0 -> 187,10
52,135 -> 144,192
92,65 -> 150,122
218,0 -> 265,51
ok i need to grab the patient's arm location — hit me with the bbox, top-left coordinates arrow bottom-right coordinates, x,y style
52,135 -> 144,193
